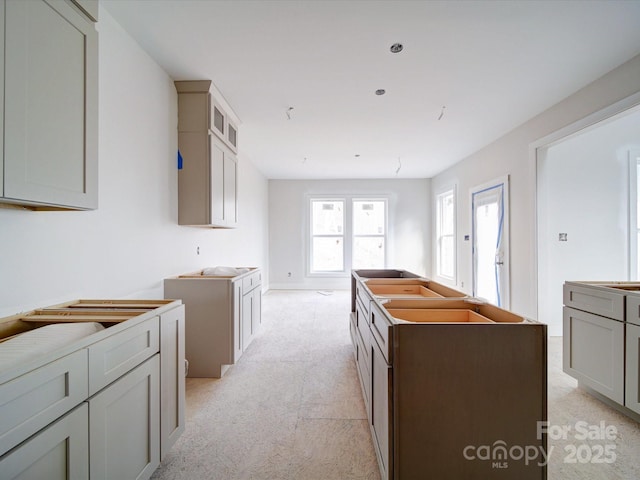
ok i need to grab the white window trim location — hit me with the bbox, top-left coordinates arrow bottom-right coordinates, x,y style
434,184 -> 457,285
306,194 -> 389,278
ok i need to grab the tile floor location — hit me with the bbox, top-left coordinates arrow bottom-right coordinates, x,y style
152,289 -> 640,480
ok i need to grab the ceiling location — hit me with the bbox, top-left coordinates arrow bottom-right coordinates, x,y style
103,0 -> 640,180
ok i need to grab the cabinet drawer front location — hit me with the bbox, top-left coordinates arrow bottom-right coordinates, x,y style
0,403 -> 89,480
356,282 -> 371,320
88,317 -> 159,395
241,271 -> 261,294
563,307 -> 624,403
625,323 -> 640,415
626,295 -> 640,327
563,283 -> 624,321
370,303 -> 392,364
0,349 -> 88,457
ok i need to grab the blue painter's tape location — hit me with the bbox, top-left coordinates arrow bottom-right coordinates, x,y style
177,150 -> 183,169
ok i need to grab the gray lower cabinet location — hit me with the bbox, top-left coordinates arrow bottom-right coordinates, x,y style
626,323 -> 640,415
89,355 -> 160,480
563,306 -> 625,403
1,0 -> 98,210
562,281 -> 640,421
160,305 -> 186,458
242,276 -> 262,348
0,403 -> 89,480
164,268 -> 261,377
0,299 -> 185,480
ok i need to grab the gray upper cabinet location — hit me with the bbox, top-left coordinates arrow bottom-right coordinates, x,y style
69,0 -> 98,22
175,80 -> 238,227
1,0 -> 98,210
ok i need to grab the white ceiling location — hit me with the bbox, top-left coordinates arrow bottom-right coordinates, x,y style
103,0 -> 640,180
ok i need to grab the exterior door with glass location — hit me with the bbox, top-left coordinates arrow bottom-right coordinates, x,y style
471,176 -> 510,308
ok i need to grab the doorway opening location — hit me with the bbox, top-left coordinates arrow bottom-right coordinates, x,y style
535,100 -> 640,336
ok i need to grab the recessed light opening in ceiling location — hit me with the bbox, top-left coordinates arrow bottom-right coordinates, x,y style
375,89 -> 386,96
390,43 -> 403,53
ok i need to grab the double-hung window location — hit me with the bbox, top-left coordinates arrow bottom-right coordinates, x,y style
309,197 -> 387,274
352,199 -> 386,269
435,187 -> 456,281
310,199 -> 345,273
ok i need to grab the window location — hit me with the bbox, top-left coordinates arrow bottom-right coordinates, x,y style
630,151 -> 640,280
309,196 -> 387,274
435,187 -> 456,280
310,199 -> 345,273
352,200 -> 386,269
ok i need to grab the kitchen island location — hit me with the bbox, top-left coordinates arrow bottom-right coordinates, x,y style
351,269 -> 547,480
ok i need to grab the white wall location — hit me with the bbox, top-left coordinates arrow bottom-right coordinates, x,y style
0,7 -> 269,317
538,109 -> 640,335
269,179 -> 431,289
431,54 -> 640,322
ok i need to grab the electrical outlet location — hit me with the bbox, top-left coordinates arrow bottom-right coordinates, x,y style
197,246 -> 200,255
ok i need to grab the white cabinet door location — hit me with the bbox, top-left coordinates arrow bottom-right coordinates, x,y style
160,306 -> 186,459
0,403 -> 89,480
3,0 -> 98,209
626,323 -> 640,415
563,306 -> 624,403
89,355 -> 160,480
